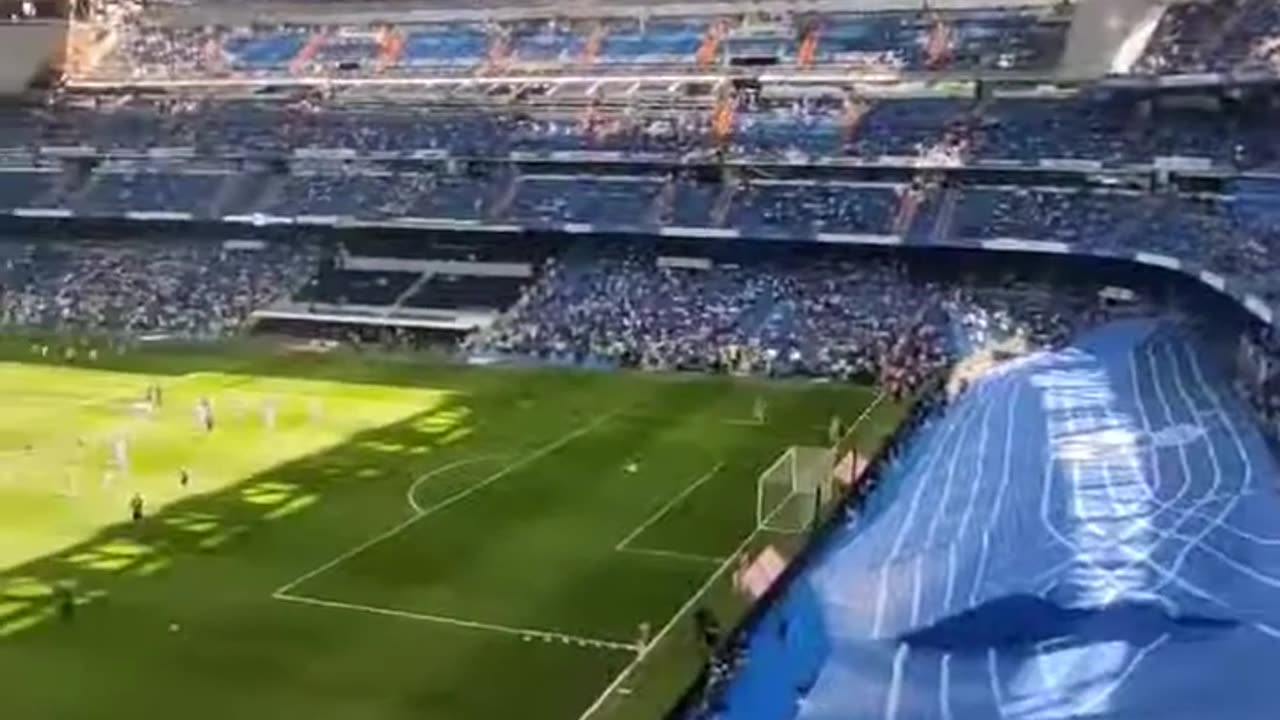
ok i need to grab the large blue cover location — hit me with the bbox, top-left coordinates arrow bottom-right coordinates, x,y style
718,320 -> 1280,720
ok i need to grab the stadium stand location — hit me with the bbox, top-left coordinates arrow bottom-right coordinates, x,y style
11,161 -> 1270,324
0,239 -> 316,336
5,91 -> 1277,170
400,274 -> 527,311
294,264 -> 421,307
0,168 -> 64,208
70,8 -> 1075,81
1137,0 -> 1280,75
468,245 -> 1155,397
77,165 -> 232,216
5,2 -> 1280,717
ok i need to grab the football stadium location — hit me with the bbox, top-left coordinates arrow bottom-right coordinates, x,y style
1,0 -> 1280,719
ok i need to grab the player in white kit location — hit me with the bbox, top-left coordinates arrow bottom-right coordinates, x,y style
113,436 -> 129,475
263,399 -> 277,431
195,397 -> 214,432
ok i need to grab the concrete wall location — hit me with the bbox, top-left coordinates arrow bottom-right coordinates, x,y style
1059,0 -> 1165,80
0,20 -> 67,95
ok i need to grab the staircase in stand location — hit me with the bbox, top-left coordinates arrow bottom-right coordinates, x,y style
840,98 -> 869,148
1195,0 -> 1252,68
289,31 -> 329,75
583,23 -> 606,64
925,16 -> 953,70
376,27 -> 405,72
483,29 -> 512,73
711,173 -> 738,227
247,173 -> 289,215
208,170 -> 270,218
651,175 -> 676,225
892,183 -> 922,237
487,171 -> 520,220
930,186 -> 960,243
711,92 -> 736,147
387,271 -> 435,317
696,20 -> 725,66
797,22 -> 820,67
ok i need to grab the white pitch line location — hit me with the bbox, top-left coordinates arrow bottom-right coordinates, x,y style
274,411 -> 619,597
617,411 -> 762,428
615,463 -> 724,551
275,592 -> 636,652
840,389 -> 888,445
406,454 -> 505,515
616,547 -> 727,565
577,526 -> 760,720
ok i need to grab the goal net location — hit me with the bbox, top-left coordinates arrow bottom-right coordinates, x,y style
756,446 -> 836,533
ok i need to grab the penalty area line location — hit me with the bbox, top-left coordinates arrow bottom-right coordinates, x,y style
405,454 -> 506,515
839,389 -> 888,446
614,462 -> 724,552
274,592 -> 636,652
274,410 -> 620,597
578,525 -> 762,720
616,411 -> 763,427
615,547 -> 727,565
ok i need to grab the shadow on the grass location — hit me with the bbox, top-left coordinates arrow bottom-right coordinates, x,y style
0,373 -> 536,639
0,356 -> 739,641
0,340 -> 904,720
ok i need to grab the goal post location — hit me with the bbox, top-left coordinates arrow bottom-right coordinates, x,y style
756,445 -> 836,533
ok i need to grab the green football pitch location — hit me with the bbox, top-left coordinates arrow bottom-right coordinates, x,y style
0,340 -> 903,720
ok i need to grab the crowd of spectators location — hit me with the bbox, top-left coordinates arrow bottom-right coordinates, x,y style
1137,0 -> 1280,75
467,252 -> 1140,396
63,0 -> 1277,85
78,165 -> 231,216
942,186 -> 1280,305
5,161 -> 1280,317
74,8 -> 1071,81
4,98 -> 727,159
0,240 -> 315,338
1233,324 -> 1280,443
7,92 -> 1277,172
723,181 -> 900,234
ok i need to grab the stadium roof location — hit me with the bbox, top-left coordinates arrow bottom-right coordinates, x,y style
153,0 -> 1065,27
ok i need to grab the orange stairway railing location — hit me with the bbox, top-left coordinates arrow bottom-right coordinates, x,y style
711,94 -> 735,145
376,28 -> 404,71
925,18 -> 952,70
483,30 -> 511,73
696,20 -> 725,66
840,99 -> 869,146
797,26 -> 820,67
64,23 -> 120,77
583,24 -> 606,64
289,31 -> 328,75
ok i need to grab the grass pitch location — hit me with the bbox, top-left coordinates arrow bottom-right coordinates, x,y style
0,341 -> 902,720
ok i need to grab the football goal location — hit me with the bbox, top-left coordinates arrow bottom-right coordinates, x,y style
756,446 -> 836,533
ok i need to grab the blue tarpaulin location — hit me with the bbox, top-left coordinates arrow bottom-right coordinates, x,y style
715,320 -> 1280,720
